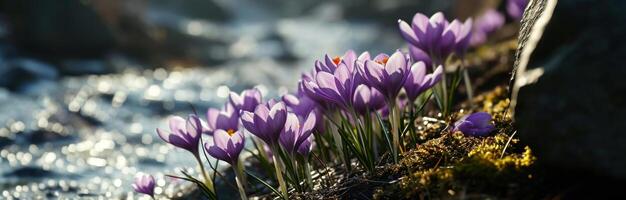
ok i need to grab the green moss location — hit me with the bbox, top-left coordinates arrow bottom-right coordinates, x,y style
373,86 -> 537,199
299,86 -> 539,199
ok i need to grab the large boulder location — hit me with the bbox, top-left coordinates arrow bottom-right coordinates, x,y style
512,0 -> 626,180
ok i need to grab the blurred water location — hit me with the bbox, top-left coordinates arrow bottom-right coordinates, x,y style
0,0 -> 423,199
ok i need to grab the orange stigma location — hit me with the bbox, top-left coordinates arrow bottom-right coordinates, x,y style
226,129 -> 235,136
376,57 -> 389,65
332,56 -> 341,65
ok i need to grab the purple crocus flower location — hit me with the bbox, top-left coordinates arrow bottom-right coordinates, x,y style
297,136 -> 314,157
229,88 -> 262,112
507,0 -> 528,21
315,50 -> 357,73
204,104 -> 239,135
205,129 -> 245,165
301,51 -> 372,109
452,112 -> 495,136
279,112 -> 316,154
398,12 -> 449,55
241,101 -> 288,145
132,173 -> 155,198
352,84 -> 385,115
399,12 -> 472,57
302,62 -> 364,109
157,115 -> 202,154
470,9 -> 505,47
445,18 -> 473,55
403,62 -> 444,102
360,50 -> 409,101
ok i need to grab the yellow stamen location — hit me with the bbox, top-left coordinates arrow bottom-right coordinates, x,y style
227,129 -> 235,136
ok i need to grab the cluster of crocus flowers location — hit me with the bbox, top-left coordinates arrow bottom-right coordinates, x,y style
398,12 -> 473,115
296,48 -> 443,165
398,12 -> 473,60
134,7 -> 513,199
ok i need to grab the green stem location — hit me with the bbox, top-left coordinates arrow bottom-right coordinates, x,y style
253,137 -> 270,162
270,144 -> 288,198
237,157 -> 247,185
329,112 -> 348,169
304,159 -> 313,191
194,155 -> 214,193
388,100 -> 401,163
233,163 -> 248,200
462,62 -> 474,107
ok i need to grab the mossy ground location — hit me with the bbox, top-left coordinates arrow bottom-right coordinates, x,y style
299,86 -> 544,199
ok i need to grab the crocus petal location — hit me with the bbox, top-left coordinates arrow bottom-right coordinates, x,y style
373,54 -> 389,63
398,20 -> 420,46
156,128 -> 171,143
206,144 -> 231,163
465,112 -> 492,127
167,134 -> 194,151
453,112 -> 495,136
185,115 -> 202,138
440,20 -> 458,55
268,102 -> 288,139
205,108 -> 220,132
229,92 -> 243,107
427,65 -> 444,87
315,72 -> 343,104
408,46 -> 432,67
342,50 -> 357,69
430,12 -> 447,26
384,51 -> 408,75
241,111 -> 259,135
411,12 -> 430,35
298,112 -> 317,143
282,94 -> 300,107
353,84 -> 371,111
324,54 -> 338,69
410,62 -> 427,84
279,113 -> 300,152
335,63 -> 352,89
364,60 -> 385,87
169,116 -> 186,135
297,136 -> 314,156
213,129 -> 231,149
358,51 -> 371,61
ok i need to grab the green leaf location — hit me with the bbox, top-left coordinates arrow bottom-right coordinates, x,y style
246,170 -> 285,199
178,170 -> 218,200
376,113 -> 394,160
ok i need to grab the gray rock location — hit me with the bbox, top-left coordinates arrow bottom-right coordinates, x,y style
512,0 -> 626,179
